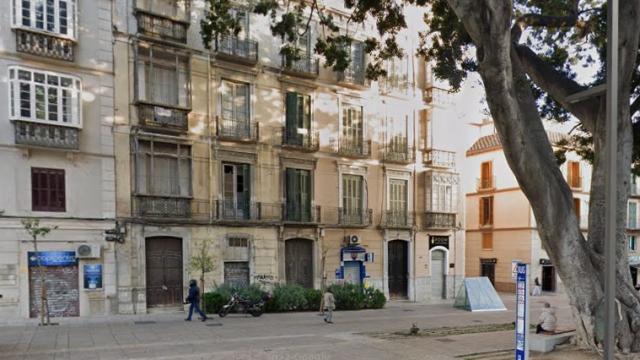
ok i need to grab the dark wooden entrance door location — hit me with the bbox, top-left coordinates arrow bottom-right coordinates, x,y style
388,240 -> 408,298
542,266 -> 556,292
146,237 -> 183,307
285,238 -> 313,288
480,261 -> 496,285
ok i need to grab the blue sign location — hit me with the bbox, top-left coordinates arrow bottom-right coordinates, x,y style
515,263 -> 529,360
84,264 -> 103,289
28,251 -> 77,267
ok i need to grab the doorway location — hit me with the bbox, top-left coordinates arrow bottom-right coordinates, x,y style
542,265 -> 556,292
388,240 -> 408,299
285,238 -> 314,288
146,237 -> 183,308
480,260 -> 496,286
431,250 -> 446,299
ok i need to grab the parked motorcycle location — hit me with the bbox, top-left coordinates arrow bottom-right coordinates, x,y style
218,292 -> 269,317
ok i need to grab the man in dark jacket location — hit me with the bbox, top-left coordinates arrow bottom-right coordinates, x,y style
185,279 -> 207,321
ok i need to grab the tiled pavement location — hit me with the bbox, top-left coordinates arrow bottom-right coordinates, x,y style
0,293 -> 576,360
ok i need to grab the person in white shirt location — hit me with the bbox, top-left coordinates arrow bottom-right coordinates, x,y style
536,302 -> 557,334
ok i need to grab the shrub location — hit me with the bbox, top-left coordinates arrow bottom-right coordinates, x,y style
328,283 -> 365,310
363,287 -> 386,309
269,284 -> 308,312
304,288 -> 322,310
203,292 -> 227,314
203,283 -> 266,314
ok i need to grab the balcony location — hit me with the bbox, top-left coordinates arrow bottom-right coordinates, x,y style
425,149 -> 456,169
283,204 -> 322,224
215,201 -> 281,223
15,28 -> 75,62
13,120 -> 79,150
133,195 -> 192,218
135,11 -> 189,43
217,119 -> 259,142
282,127 -> 319,152
380,210 -> 414,229
422,212 -> 456,229
137,103 -> 189,133
381,75 -> 410,94
215,35 -> 259,65
424,86 -> 453,106
338,68 -> 366,87
322,207 -> 373,227
383,146 -> 415,164
337,139 -> 371,158
476,177 -> 496,191
282,56 -> 320,78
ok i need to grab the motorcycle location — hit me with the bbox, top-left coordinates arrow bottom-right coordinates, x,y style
218,292 -> 269,318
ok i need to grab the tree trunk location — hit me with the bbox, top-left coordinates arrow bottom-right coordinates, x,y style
445,0 -> 640,352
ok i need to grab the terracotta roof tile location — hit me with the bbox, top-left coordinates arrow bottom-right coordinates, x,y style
467,131 -> 566,155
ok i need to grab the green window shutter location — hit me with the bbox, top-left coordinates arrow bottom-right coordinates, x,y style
302,95 -> 311,130
285,92 -> 298,142
285,168 -> 298,220
240,164 -> 251,218
300,170 -> 311,221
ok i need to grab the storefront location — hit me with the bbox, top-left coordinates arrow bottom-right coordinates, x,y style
336,244 -> 373,286
28,251 -> 80,318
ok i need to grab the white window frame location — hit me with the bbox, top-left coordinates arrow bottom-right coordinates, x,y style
11,0 -> 77,39
385,170 -> 412,212
425,171 -> 459,213
8,66 -> 82,128
135,42 -> 191,109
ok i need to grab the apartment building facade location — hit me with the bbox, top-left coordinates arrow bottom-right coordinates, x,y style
110,0 -> 464,313
0,0 -> 116,319
465,120 -> 640,293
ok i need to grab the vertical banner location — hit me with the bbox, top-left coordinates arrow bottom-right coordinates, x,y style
83,264 -> 103,289
515,263 -> 530,360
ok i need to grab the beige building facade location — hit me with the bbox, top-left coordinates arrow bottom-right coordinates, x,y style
110,0 -> 465,314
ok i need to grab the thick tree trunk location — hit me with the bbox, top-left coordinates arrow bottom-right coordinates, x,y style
446,0 -> 640,353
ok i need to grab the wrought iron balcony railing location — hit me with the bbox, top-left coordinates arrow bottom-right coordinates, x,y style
15,28 -> 75,62
283,204 -> 321,224
282,56 -> 320,78
135,11 -> 189,43
321,207 -> 372,227
215,200 -> 281,223
476,176 -> 496,191
422,212 -> 456,229
337,139 -> 371,158
215,35 -> 259,64
380,210 -> 414,229
383,146 -> 415,164
217,119 -> 259,142
133,195 -> 192,218
425,149 -> 456,169
13,120 -> 79,150
282,127 -> 319,152
338,68 -> 366,86
137,103 -> 189,133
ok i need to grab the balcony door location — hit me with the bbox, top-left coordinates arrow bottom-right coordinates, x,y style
222,163 -> 251,219
285,168 -> 312,222
342,174 -> 363,223
285,92 -> 311,146
386,115 -> 408,157
341,104 -> 364,152
389,179 -> 408,225
220,80 -> 250,138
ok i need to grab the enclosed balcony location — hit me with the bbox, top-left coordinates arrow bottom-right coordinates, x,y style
215,35 -> 259,65
380,210 -> 414,229
322,207 -> 373,227
282,204 -> 322,224
282,127 -> 319,152
422,212 -> 456,229
133,195 -> 192,218
15,28 -> 75,62
282,56 -> 320,78
13,121 -> 79,150
217,119 -> 259,142
215,200 -> 281,223
135,11 -> 189,43
425,149 -> 456,169
337,139 -> 371,158
137,103 -> 189,133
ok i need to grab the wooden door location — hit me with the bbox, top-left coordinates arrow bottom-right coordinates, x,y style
480,262 -> 495,285
285,239 -> 314,288
388,240 -> 408,298
146,237 -> 183,307
480,161 -> 492,188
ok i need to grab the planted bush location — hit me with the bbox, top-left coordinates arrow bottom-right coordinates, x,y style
363,287 -> 386,309
328,283 -> 366,310
304,288 -> 322,310
203,283 -> 266,313
268,284 -> 309,312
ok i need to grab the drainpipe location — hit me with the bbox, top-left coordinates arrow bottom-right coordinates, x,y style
207,53 -> 213,223
412,108 -> 418,302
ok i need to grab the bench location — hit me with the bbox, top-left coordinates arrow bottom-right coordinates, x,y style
529,331 -> 575,353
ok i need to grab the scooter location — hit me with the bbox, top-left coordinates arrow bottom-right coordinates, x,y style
218,292 -> 269,317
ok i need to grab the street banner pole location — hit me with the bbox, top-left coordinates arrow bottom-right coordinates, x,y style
515,263 -> 530,360
604,0 -> 619,358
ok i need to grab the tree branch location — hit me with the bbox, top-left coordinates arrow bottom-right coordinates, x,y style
631,96 -> 640,117
511,0 -> 581,42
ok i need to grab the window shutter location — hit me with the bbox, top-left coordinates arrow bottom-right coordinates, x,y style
285,92 -> 297,138
488,197 -> 493,225
479,197 -> 485,225
285,168 -> 297,220
300,170 -> 311,221
241,164 -> 251,215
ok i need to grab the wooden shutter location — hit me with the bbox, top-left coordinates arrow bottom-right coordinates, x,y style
482,233 -> 493,250
488,197 -> 493,225
285,92 -> 297,139
285,168 -> 297,220
481,162 -> 492,188
32,168 -> 65,212
241,164 -> 251,214
479,197 -> 485,225
300,169 -> 311,221
573,198 -> 581,221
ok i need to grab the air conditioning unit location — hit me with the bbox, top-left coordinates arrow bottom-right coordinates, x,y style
345,235 -> 359,245
76,244 -> 101,259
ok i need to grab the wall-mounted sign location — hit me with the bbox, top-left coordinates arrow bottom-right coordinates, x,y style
480,258 -> 497,264
28,251 -> 77,267
341,245 -> 366,262
539,259 -> 552,265
511,259 -> 522,280
83,264 -> 103,289
365,253 -> 375,262
429,236 -> 449,249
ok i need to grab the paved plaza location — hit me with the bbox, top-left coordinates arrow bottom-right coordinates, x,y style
0,294 -> 584,360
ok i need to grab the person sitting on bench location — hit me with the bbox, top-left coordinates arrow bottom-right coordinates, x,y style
536,302 -> 557,334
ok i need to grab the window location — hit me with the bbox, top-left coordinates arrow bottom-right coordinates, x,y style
384,55 -> 410,91
341,103 -> 364,150
630,236 -> 637,251
389,179 -> 408,223
285,168 -> 312,221
342,174 -> 363,213
9,67 -> 81,126
134,140 -> 191,197
31,167 -> 65,212
220,80 -> 251,136
228,237 -> 248,248
222,163 -> 251,219
12,0 -> 76,38
425,172 -> 458,213
136,0 -> 189,20
479,196 -> 493,226
481,233 -> 493,250
136,43 -> 190,108
386,115 -> 408,155
342,41 -> 365,83
480,161 -> 493,189
629,202 -> 638,229
285,92 -> 312,144
574,198 -> 581,222
567,161 -> 581,188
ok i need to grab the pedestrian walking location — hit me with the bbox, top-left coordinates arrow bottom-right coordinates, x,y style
532,277 -> 542,296
185,279 -> 207,322
323,289 -> 335,324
